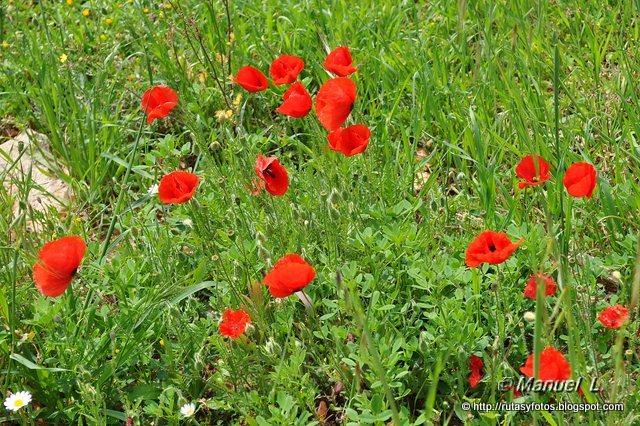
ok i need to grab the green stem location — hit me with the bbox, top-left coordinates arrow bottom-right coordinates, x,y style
99,115 -> 147,262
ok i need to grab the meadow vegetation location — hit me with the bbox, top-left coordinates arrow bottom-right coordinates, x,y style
1,0 -> 639,424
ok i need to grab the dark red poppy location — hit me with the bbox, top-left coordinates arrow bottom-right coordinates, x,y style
263,254 -> 315,298
516,155 -> 551,189
465,231 -> 523,268
269,55 -> 304,85
315,77 -> 356,131
141,85 -> 178,124
158,171 -> 199,204
219,309 -> 251,339
563,162 -> 597,199
598,304 -> 629,329
324,46 -> 358,77
523,273 -> 557,299
469,354 -> 484,388
276,82 -> 312,118
234,66 -> 269,92
255,155 -> 289,196
327,124 -> 370,156
520,347 -> 571,382
33,236 -> 86,297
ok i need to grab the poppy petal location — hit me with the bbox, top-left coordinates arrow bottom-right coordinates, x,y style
315,77 -> 357,131
263,254 -> 315,298
269,55 -> 305,85
234,66 -> 269,92
276,82 -> 312,118
324,46 -> 358,77
327,124 -> 370,156
158,171 -> 199,204
562,162 -> 597,199
141,86 -> 178,124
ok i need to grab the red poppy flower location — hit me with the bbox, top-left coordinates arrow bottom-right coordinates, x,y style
523,273 -> 557,299
469,354 -> 484,388
520,347 -> 571,382
516,155 -> 551,189
315,77 -> 357,131
327,124 -> 370,156
324,46 -> 358,77
158,171 -> 199,204
269,55 -> 304,85
255,155 -> 289,196
263,254 -> 315,298
33,236 -> 86,297
234,66 -> 269,92
598,304 -> 629,329
562,162 -> 597,199
465,231 -> 523,268
276,82 -> 312,118
141,85 -> 178,124
219,309 -> 251,339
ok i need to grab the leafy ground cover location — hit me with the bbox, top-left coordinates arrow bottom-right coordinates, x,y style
1,0 -> 639,424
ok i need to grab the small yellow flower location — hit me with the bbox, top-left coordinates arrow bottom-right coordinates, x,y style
233,93 -> 242,107
75,217 -> 82,223
115,348 -> 121,354
59,54 -> 68,63
143,7 -> 149,13
2,41 -> 9,48
229,32 -> 235,42
215,109 -> 233,122
128,73 -> 135,81
100,34 -> 107,41
105,17 -> 113,25
166,3 -> 172,9
159,339 -> 165,346
51,233 -> 58,239
66,0 -> 73,5
82,9 -> 90,17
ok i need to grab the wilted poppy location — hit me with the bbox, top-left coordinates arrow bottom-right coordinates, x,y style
234,66 -> 269,92
141,85 -> 178,124
520,346 -> 571,382
465,231 -> 523,268
276,82 -> 312,118
33,236 -> 86,297
269,55 -> 304,85
255,155 -> 289,196
158,171 -> 199,204
327,124 -> 370,156
469,354 -> 484,388
315,77 -> 356,130
598,304 -> 629,329
523,273 -> 557,299
324,46 -> 358,77
248,177 -> 265,196
563,162 -> 597,199
263,254 -> 315,298
219,309 -> 251,339
516,155 -> 551,189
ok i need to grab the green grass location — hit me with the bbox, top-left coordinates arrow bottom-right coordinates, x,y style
1,0 -> 639,424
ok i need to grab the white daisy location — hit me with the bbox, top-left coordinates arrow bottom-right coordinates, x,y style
147,184 -> 159,195
180,402 -> 196,417
4,391 -> 32,412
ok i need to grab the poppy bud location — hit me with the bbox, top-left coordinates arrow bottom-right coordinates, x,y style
327,188 -> 342,205
524,311 -> 536,322
255,231 -> 267,246
209,141 -> 221,151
